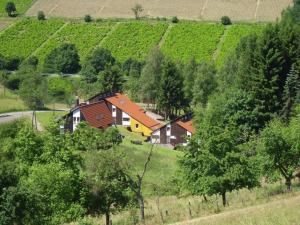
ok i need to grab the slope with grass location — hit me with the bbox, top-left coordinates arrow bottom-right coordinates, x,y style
101,21 -> 168,62
0,0 -> 35,16
0,84 -> 27,113
0,18 -> 64,58
215,24 -> 265,67
161,22 -> 224,63
34,22 -> 113,68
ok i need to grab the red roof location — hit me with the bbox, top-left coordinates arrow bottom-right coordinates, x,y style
80,101 -> 114,129
176,119 -> 196,134
105,93 -> 161,131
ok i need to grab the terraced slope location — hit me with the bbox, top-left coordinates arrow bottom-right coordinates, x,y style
0,18 -> 64,58
101,21 -> 168,62
162,22 -> 224,63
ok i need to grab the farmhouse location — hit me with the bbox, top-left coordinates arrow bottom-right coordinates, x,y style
88,92 -> 162,137
151,114 -> 195,146
64,100 -> 114,132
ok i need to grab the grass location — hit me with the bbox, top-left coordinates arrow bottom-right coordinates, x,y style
36,111 -> 67,129
0,85 -> 28,113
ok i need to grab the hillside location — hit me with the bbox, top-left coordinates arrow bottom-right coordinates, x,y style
0,18 -> 265,66
25,0 -> 292,22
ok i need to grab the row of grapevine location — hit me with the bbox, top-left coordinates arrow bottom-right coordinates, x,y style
215,24 -> 265,67
0,0 -> 34,15
34,22 -> 113,68
161,22 -> 225,63
101,21 -> 168,62
0,18 -> 64,58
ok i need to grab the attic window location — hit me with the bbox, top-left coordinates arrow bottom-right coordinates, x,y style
96,114 -> 104,120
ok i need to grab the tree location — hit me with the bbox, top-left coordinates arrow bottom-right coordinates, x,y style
5,2 -> 16,17
157,60 -> 185,119
192,62 -> 217,107
221,16 -> 232,25
98,64 -> 124,92
180,89 -> 261,206
139,46 -> 164,106
0,54 -> 6,70
259,114 -> 300,190
183,57 -> 197,107
171,16 -> 179,23
280,66 -> 300,122
85,150 -> 131,225
37,11 -> 45,20
87,47 -> 116,73
132,3 -> 143,20
44,43 -> 81,74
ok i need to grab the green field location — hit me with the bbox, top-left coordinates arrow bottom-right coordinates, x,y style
0,18 -> 266,67
36,111 -> 67,129
0,0 -> 35,15
0,18 -> 64,58
101,21 -> 168,62
162,22 -> 224,63
34,22 -> 113,68
215,24 -> 265,67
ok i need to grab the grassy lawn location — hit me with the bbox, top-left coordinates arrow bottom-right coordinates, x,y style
116,126 -> 182,196
36,111 -> 67,129
0,85 -> 28,113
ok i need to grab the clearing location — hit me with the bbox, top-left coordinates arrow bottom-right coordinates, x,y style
26,0 -> 293,22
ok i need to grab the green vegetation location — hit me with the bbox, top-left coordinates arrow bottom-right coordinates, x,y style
216,24 -> 265,66
36,111 -> 66,128
101,22 -> 168,62
0,84 -> 27,113
162,22 -> 224,63
0,18 -> 64,58
0,0 -> 34,15
35,22 -> 112,68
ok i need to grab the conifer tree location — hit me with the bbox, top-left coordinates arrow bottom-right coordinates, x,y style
183,57 -> 197,107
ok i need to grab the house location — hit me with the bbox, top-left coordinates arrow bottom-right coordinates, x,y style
87,92 -> 162,137
151,114 -> 195,146
64,100 -> 114,132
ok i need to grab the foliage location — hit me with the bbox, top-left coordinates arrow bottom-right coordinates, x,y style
0,19 -> 64,59
99,64 -> 124,92
131,3 -> 143,19
171,16 -> 179,23
192,61 -> 218,107
101,22 -> 168,62
5,2 -> 16,17
37,11 -> 46,20
162,22 -> 224,63
0,0 -> 34,15
84,15 -> 92,22
47,76 -> 74,103
183,57 -> 197,106
259,113 -> 300,190
221,16 -> 232,25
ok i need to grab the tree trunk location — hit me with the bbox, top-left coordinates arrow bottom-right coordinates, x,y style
221,192 -> 227,207
105,211 -> 110,225
138,194 -> 145,225
286,177 -> 292,191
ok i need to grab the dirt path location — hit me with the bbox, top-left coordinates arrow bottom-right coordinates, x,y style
170,193 -> 300,225
254,0 -> 261,21
213,25 -> 231,61
158,23 -> 173,47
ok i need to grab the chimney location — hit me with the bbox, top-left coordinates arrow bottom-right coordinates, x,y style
75,96 -> 80,107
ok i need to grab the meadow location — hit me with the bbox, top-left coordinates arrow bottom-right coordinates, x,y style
0,84 -> 28,113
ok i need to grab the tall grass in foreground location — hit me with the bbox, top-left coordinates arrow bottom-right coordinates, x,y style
0,85 -> 28,113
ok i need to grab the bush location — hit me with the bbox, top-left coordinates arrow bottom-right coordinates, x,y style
171,16 -> 179,23
44,43 -> 81,74
5,57 -> 23,71
221,16 -> 232,25
37,11 -> 46,20
84,15 -> 92,22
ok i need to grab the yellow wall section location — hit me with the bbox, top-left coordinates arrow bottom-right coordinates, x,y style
130,118 -> 153,137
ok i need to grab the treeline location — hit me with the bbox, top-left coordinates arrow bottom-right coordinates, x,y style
179,1 -> 300,206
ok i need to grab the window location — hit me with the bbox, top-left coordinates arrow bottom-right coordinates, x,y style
76,117 -> 80,122
166,126 -> 171,131
123,118 -> 130,122
135,124 -> 139,128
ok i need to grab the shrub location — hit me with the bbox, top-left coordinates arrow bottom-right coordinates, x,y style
84,15 -> 92,22
5,57 -> 23,71
37,11 -> 46,20
171,16 -> 179,23
5,2 -> 16,17
221,16 -> 232,25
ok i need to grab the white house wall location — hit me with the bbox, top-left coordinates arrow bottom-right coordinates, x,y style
72,109 -> 81,131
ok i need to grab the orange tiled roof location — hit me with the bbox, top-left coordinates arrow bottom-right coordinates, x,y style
105,93 -> 161,131
176,119 -> 196,134
80,101 -> 114,129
